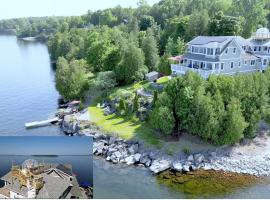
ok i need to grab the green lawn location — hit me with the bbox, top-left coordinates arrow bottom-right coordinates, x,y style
88,105 -> 161,147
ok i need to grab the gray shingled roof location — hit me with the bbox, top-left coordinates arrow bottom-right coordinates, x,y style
56,164 -> 73,177
241,52 -> 259,60
5,177 -> 28,197
37,174 -> 71,199
70,178 -> 83,198
189,36 -> 249,47
1,171 -> 12,182
0,164 -> 82,199
189,36 -> 231,45
249,39 -> 270,46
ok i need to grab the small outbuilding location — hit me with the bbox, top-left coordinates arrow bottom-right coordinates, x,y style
145,71 -> 159,82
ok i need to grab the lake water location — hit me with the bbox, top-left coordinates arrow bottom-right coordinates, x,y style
2,34 -> 270,198
0,35 -> 61,136
0,155 -> 93,187
93,158 -> 270,199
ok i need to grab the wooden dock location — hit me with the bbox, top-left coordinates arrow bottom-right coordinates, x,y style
25,117 -> 59,128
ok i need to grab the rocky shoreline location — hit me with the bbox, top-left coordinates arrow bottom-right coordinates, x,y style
60,109 -> 270,177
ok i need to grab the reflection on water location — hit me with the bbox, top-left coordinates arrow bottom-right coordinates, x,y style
0,35 -> 61,136
0,155 -> 93,187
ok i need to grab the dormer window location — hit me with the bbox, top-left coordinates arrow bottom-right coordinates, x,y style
233,48 -> 236,54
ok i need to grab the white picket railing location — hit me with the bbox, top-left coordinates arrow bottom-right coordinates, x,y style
171,64 -> 215,79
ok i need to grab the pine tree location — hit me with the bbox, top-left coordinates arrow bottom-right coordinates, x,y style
152,90 -> 158,106
142,28 -> 159,71
133,93 -> 139,112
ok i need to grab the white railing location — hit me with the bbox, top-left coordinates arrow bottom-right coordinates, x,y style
171,64 -> 216,79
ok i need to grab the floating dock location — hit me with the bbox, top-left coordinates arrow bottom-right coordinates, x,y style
25,117 -> 59,128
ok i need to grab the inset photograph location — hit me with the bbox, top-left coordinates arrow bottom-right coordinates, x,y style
0,137 -> 93,199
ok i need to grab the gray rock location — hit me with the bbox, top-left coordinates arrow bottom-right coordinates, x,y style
128,144 -> 139,155
113,151 -> 122,159
172,162 -> 183,171
182,165 -> 190,172
187,155 -> 194,162
125,155 -> 136,165
210,152 -> 217,159
194,154 -> 205,164
61,115 -> 80,134
140,155 -> 152,167
107,147 -> 118,156
191,165 -> 197,171
109,137 -> 116,145
134,153 -> 141,162
149,159 -> 172,174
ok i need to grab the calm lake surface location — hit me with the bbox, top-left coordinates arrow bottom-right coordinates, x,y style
0,155 -> 93,187
2,34 -> 270,198
94,157 -> 270,199
0,35 -> 61,136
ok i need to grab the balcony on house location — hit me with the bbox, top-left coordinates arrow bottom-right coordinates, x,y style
169,56 -> 219,79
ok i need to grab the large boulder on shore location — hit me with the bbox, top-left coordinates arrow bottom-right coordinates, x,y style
125,155 -> 136,165
172,161 -> 183,171
139,154 -> 152,167
149,159 -> 172,174
128,144 -> 139,155
61,115 -> 79,134
194,154 -> 205,165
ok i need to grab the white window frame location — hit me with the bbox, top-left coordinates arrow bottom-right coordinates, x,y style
233,48 -> 236,54
251,60 -> 255,66
238,61 -> 241,68
225,48 -> 228,54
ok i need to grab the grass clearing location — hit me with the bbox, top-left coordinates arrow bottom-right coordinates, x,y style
157,76 -> 170,84
88,105 -> 161,147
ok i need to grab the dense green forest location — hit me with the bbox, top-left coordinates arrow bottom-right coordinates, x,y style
1,0 -> 270,145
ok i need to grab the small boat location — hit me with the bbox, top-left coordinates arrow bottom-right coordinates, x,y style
25,117 -> 59,128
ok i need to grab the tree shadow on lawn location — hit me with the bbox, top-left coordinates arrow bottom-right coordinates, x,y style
106,114 -> 161,146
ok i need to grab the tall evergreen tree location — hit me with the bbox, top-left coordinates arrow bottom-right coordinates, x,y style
142,28 -> 159,71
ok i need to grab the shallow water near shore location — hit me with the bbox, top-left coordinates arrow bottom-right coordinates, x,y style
94,157 -> 270,198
